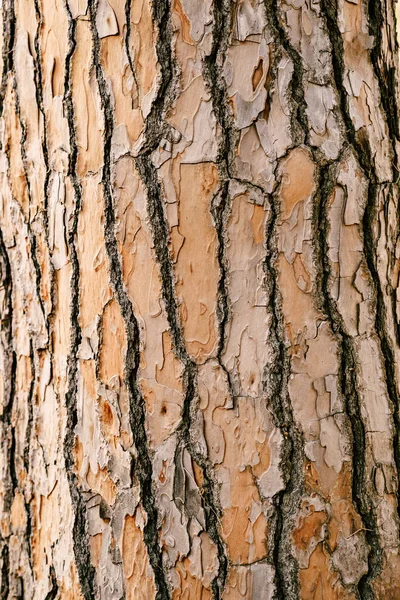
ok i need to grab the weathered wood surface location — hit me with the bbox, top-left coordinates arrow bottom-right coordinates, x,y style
1,0 -> 400,598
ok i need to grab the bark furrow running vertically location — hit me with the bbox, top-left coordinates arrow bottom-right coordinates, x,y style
315,161 -> 380,600
63,5 -> 97,598
88,1 -> 170,598
319,3 -> 400,594
135,1 -> 230,595
263,181 -> 304,600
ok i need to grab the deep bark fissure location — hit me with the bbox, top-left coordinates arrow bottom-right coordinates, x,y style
63,6 -> 97,599
261,4 -> 317,597
23,340 -> 34,477
0,0 -> 15,121
367,0 -> 400,167
0,228 -> 15,490
363,0 -> 400,530
0,545 -> 9,600
43,566 -> 59,600
210,185 -> 231,363
124,0 -> 139,109
379,1 -> 400,354
0,224 -> 18,594
12,73 -> 48,583
264,0 -> 308,146
135,0 -> 230,596
32,0 -> 51,218
87,2 -> 170,598
320,1 -> 400,578
203,0 -> 237,406
315,162 -> 380,600
0,0 -> 37,577
263,177 -> 304,600
11,73 -> 47,329
2,85 -> 37,586
138,0 -> 177,154
32,0 -> 57,354
135,153 -> 229,600
268,2 -> 399,595
363,178 -> 400,521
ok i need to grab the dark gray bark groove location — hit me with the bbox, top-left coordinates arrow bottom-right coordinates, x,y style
63,4 -> 97,598
88,1 -> 170,598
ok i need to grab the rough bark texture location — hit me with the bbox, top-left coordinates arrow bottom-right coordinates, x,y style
1,0 -> 400,598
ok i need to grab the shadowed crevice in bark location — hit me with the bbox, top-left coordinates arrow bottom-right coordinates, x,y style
363,179 -> 400,521
0,226 -> 14,499
32,0 -> 57,348
0,12 -> 34,572
32,0 -> 51,220
377,0 -> 400,350
11,79 -> 46,579
23,341 -> 34,479
135,154 -> 229,600
0,544 -> 9,600
203,0 -> 236,405
1,78 -> 37,583
364,0 -> 400,530
380,0 -> 400,353
0,233 -> 13,411
315,162 -> 379,600
87,2 -> 170,598
263,175 -> 304,600
320,2 -> 400,590
134,0 -> 229,596
209,185 -> 232,364
20,340 -> 34,578
12,72 -> 47,328
266,2 -> 387,595
367,0 -> 400,167
124,0 -> 139,109
24,11 -> 63,589
177,369 -> 228,599
138,0 -> 178,153
0,0 -> 15,121
264,0 -> 307,147
202,0 -> 237,180
0,225 -> 19,594
62,6 -> 97,599
262,3 -> 325,598
43,566 -> 59,600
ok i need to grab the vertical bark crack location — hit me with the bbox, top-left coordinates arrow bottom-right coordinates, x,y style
0,225 -> 18,594
319,3 -> 400,595
0,0 -> 36,588
315,162 -> 380,600
0,544 -> 9,600
203,0 -> 236,401
124,0 -> 139,109
264,0 -> 308,146
134,1 -> 229,595
0,0 -> 15,120
63,6 -> 97,599
87,1 -> 170,598
263,174 -> 304,600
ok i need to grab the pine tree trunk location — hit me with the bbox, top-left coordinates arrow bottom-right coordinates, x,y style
1,0 -> 400,598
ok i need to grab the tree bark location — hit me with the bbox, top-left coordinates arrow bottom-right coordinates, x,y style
1,0 -> 400,598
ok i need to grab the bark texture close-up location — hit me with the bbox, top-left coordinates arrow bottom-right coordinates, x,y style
1,0 -> 400,598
